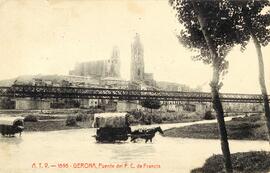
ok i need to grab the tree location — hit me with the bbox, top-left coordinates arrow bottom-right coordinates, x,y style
227,0 -> 270,142
141,99 -> 161,113
169,0 -> 245,172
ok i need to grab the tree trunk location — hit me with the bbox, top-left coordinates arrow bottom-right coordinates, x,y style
191,1 -> 233,172
251,34 -> 270,142
211,64 -> 233,173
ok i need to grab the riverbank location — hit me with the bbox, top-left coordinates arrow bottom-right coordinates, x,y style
2,108 -> 246,132
23,111 -> 94,131
23,116 -> 200,132
191,151 -> 270,173
164,114 -> 268,140
24,120 -> 92,131
20,110 -> 204,132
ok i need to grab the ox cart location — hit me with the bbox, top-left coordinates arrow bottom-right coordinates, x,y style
0,117 -> 24,137
92,112 -> 131,142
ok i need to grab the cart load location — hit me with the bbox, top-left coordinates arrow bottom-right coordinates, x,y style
93,112 -> 129,128
0,117 -> 24,136
93,112 -> 131,142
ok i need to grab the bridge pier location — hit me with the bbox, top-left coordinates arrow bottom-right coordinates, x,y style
15,98 -> 50,110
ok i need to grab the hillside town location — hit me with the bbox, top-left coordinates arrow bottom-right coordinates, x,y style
0,33 -> 213,112
0,34 -> 262,115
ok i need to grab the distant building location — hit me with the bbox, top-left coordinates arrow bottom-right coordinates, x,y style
69,46 -> 121,79
156,81 -> 191,92
106,46 -> 121,78
100,77 -> 129,89
131,33 -> 145,82
69,60 -> 106,78
130,33 -> 156,88
60,75 -> 99,87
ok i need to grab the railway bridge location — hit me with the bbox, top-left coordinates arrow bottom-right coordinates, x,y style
0,84 -> 268,103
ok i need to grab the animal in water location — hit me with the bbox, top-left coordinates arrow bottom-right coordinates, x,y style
130,126 -> 164,143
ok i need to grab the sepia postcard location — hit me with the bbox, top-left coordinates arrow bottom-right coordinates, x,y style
0,0 -> 270,173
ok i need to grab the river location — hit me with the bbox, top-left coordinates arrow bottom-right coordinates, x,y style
0,117 -> 269,173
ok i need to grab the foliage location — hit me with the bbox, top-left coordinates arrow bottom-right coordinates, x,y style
171,1 -> 232,77
191,151 -> 270,173
151,114 -> 163,124
164,114 -> 267,140
141,99 -> 161,110
75,113 -> 90,122
170,0 -> 270,63
225,0 -> 270,142
0,97 -> 15,109
226,0 -> 270,50
65,116 -> 77,126
204,111 -> 215,120
169,1 -> 270,171
169,0 -> 261,83
24,115 -> 38,122
168,1 -> 252,171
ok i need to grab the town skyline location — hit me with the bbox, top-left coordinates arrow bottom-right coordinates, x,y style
0,0 -> 269,94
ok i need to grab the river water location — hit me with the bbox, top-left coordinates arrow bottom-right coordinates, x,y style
0,117 -> 269,173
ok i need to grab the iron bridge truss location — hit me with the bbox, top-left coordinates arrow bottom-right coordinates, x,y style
0,85 -> 269,103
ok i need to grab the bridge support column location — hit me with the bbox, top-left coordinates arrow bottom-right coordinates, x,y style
195,103 -> 207,115
15,98 -> 50,110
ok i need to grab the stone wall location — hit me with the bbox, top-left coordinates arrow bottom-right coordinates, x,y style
15,99 -> 50,110
116,101 -> 138,112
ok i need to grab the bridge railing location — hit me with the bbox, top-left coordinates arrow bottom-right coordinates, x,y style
0,84 -> 269,103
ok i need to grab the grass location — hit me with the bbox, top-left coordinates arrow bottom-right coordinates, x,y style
20,110 -> 95,132
22,110 -> 203,132
24,120 -> 92,131
191,151 -> 270,173
23,112 -> 94,132
164,114 -> 269,140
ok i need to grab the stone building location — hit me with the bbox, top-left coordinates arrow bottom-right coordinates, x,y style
130,33 -> 155,88
100,77 -> 129,89
131,33 -> 145,82
69,60 -> 106,78
69,46 -> 121,79
156,81 -> 192,92
105,46 -> 121,78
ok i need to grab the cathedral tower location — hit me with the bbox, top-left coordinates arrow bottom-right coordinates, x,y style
106,46 -> 121,78
131,33 -> 144,81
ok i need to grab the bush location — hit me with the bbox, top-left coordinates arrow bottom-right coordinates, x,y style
75,113 -> 84,122
75,112 -> 94,122
204,111 -> 215,120
66,116 -> 77,126
232,114 -> 261,122
38,115 -> 57,120
142,114 -> 152,125
24,115 -> 38,122
191,151 -> 270,173
152,114 -> 163,124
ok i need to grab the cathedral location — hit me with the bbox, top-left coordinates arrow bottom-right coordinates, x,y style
105,46 -> 121,78
69,33 -> 156,88
130,33 -> 155,86
69,46 -> 121,79
131,33 -> 145,81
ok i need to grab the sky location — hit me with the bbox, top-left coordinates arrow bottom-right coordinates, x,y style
0,0 -> 269,94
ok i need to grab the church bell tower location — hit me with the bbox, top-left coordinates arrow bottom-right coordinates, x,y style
131,33 -> 144,81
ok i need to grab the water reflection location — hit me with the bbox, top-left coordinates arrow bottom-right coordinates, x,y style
0,121 -> 269,173
110,144 -> 155,161
0,136 -> 23,145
